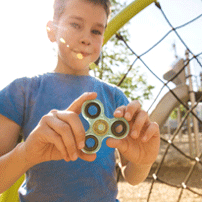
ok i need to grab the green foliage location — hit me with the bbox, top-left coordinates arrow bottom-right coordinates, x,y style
90,0 -> 155,103
170,104 -> 187,120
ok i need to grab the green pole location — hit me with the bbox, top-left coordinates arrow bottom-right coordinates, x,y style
103,0 -> 156,45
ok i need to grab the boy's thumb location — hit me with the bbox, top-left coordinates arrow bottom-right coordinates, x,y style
106,138 -> 121,149
66,92 -> 97,114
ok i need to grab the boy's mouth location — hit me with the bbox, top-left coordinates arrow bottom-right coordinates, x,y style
59,38 -> 91,60
73,51 -> 91,60
79,52 -> 90,57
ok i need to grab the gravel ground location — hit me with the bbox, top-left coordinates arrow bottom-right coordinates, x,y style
117,180 -> 202,202
116,134 -> 202,202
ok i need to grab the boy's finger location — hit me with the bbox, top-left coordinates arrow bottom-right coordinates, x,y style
42,128 -> 69,160
78,151 -> 97,162
67,92 -> 97,114
124,100 -> 141,121
55,111 -> 86,150
45,115 -> 78,161
106,138 -> 128,154
130,110 -> 149,139
113,105 -> 126,117
141,122 -> 160,142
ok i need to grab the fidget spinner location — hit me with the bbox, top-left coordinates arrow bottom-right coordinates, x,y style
81,99 -> 130,154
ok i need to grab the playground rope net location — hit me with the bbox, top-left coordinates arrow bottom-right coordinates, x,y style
115,2 -> 202,202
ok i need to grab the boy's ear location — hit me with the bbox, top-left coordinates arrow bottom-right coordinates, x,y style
46,21 -> 56,42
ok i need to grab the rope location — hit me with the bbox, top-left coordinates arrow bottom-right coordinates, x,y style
114,1 -> 202,201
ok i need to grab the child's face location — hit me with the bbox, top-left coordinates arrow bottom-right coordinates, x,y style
51,0 -> 107,75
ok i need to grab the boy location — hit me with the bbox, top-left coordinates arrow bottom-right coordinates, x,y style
0,0 -> 160,201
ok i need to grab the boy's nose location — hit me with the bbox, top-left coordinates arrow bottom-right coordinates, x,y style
80,32 -> 91,46
81,40 -> 90,46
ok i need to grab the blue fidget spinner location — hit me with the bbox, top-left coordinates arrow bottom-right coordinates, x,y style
81,99 -> 130,154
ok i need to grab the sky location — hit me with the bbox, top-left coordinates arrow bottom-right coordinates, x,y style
0,0 -> 202,111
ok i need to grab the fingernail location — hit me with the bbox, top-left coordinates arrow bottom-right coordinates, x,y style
131,131 -> 138,138
88,92 -> 96,95
78,142 -> 85,149
72,153 -> 78,161
125,112 -> 131,120
64,156 -> 69,162
85,92 -> 93,96
142,136 -> 147,142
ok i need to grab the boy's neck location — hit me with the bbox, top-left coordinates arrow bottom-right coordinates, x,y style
53,67 -> 90,76
54,56 -> 90,76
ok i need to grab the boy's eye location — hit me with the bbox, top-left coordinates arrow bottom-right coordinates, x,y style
92,30 -> 102,35
71,23 -> 80,29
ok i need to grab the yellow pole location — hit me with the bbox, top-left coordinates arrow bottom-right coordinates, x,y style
103,0 -> 156,45
0,175 -> 25,202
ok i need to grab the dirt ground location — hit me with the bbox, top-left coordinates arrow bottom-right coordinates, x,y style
117,134 -> 202,202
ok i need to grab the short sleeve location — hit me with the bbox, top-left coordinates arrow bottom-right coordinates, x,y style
115,87 -> 129,108
0,78 -> 25,126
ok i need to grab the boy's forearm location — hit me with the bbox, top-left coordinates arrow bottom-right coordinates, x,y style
121,162 -> 152,186
0,142 -> 33,193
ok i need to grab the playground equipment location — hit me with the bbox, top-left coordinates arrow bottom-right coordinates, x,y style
150,58 -> 188,130
109,2 -> 202,201
149,84 -> 189,129
103,0 -> 156,45
185,50 -> 200,157
0,175 -> 24,202
150,55 -> 201,157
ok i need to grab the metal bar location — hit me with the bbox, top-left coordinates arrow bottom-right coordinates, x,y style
103,0 -> 156,45
186,50 -> 200,156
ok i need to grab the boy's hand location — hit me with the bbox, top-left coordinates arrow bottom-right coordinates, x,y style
106,101 -> 160,166
21,92 -> 97,166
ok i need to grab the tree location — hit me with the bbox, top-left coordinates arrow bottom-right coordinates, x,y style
90,0 -> 154,103
170,104 -> 186,120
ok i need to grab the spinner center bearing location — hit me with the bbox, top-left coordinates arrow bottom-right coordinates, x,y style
92,119 -> 109,136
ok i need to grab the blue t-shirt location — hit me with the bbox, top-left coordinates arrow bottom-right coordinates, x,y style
0,73 -> 129,202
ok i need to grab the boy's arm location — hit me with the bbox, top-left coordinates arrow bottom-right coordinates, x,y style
0,142 -> 33,193
119,153 -> 152,185
0,115 -> 32,193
